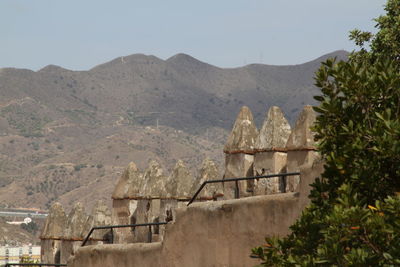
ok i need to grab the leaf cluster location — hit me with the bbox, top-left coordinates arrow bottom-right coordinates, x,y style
313,57 -> 400,204
252,0 -> 400,265
20,255 -> 39,265
350,0 -> 400,66
252,185 -> 400,266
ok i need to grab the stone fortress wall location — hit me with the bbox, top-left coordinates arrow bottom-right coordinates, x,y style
40,105 -> 323,266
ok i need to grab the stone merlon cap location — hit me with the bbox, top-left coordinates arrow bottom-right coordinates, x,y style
91,200 -> 111,226
40,202 -> 67,239
285,105 -> 317,150
166,160 -> 194,200
143,159 -> 167,199
112,162 -> 144,200
83,200 -> 112,240
191,158 -> 223,199
255,106 -> 291,151
224,106 -> 259,154
63,202 -> 88,240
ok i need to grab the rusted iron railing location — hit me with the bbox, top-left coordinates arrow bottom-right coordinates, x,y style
81,222 -> 168,246
187,172 -> 301,206
4,264 -> 66,267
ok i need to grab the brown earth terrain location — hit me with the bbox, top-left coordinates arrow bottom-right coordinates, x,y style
0,217 -> 44,245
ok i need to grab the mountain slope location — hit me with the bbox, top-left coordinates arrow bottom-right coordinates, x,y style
0,50 -> 348,212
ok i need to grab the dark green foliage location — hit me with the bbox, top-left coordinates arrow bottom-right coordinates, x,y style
64,109 -> 99,124
0,106 -> 51,137
21,221 -> 39,235
252,1 -> 400,265
32,142 -> 40,151
349,0 -> 400,65
252,185 -> 400,266
313,57 -> 400,204
74,163 -> 87,171
48,164 -> 57,170
20,255 -> 39,265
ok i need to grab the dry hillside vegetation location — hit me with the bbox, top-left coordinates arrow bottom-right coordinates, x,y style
0,217 -> 44,245
0,50 -> 347,211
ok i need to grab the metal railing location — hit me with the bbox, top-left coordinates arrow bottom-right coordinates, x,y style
79,173 -> 300,246
187,172 -> 301,206
81,222 -> 168,247
4,264 -> 66,267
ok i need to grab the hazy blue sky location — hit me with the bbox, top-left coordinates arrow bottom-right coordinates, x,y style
1,0 -> 386,71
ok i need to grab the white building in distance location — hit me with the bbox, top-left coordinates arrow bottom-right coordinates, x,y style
0,244 -> 40,265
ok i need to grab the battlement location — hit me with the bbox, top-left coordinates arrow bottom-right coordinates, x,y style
40,105 -> 322,266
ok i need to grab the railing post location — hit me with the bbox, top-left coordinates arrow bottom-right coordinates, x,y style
148,225 -> 152,243
235,180 -> 240,199
82,227 -> 95,247
110,228 -> 114,244
282,174 -> 287,193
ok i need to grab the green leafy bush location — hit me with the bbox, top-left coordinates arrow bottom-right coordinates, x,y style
252,0 -> 400,265
21,221 -> 39,235
20,255 -> 39,265
253,185 -> 400,266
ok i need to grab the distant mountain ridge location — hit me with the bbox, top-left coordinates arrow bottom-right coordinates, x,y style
0,50 -> 348,213
2,50 -> 347,130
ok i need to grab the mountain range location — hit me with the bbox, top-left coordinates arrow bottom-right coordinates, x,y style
0,50 -> 348,212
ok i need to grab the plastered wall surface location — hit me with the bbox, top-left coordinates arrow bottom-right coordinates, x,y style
69,192 -> 304,267
69,243 -> 162,267
161,193 -> 300,267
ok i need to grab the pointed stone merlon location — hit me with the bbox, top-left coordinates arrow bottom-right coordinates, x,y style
166,160 -> 194,201
254,106 -> 291,195
135,160 -> 167,242
285,105 -> 318,192
60,202 -> 88,264
223,106 -> 259,154
41,202 -> 67,240
254,106 -> 291,152
147,159 -> 195,242
191,158 -> 223,201
83,200 -> 112,243
112,162 -> 144,200
143,160 -> 168,199
111,162 -> 143,243
40,202 -> 67,264
223,106 -> 258,199
63,202 -> 88,240
112,198 -> 137,244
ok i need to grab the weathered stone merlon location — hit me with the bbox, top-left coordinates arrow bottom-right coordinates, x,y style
191,158 -> 223,200
143,160 -> 167,199
40,202 -> 67,240
83,200 -> 112,241
285,105 -> 317,150
112,162 -> 144,200
253,106 -> 291,195
59,203 -> 90,265
166,160 -> 194,200
285,105 -> 318,192
224,106 -> 258,154
63,202 -> 88,241
255,106 -> 291,151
